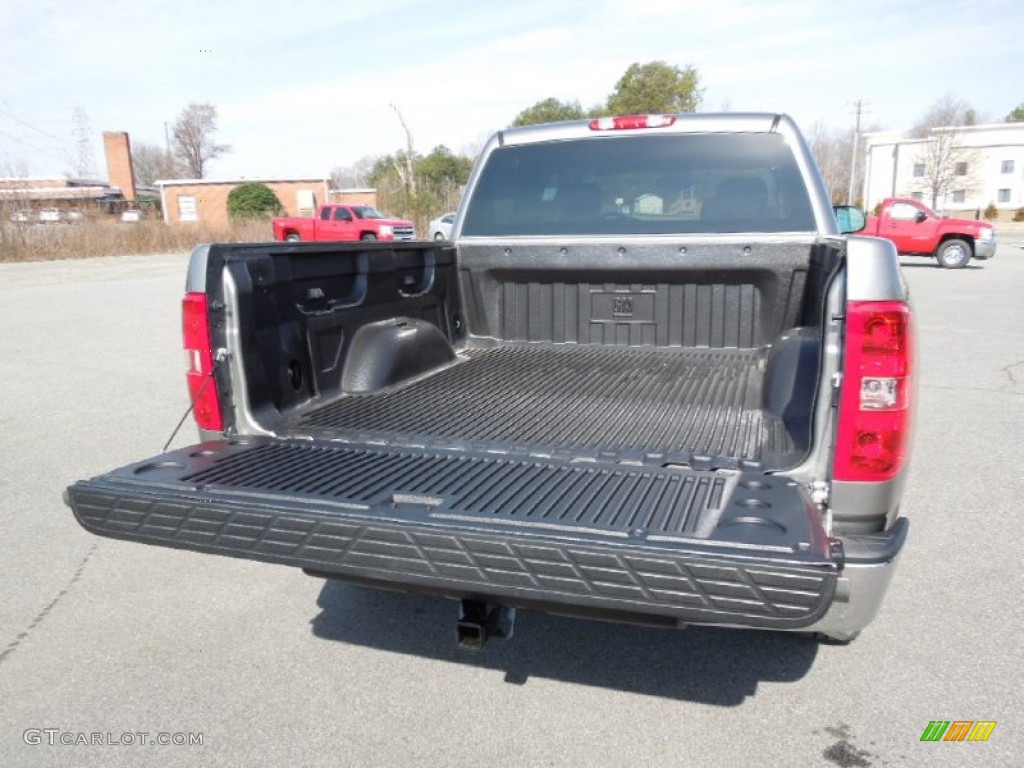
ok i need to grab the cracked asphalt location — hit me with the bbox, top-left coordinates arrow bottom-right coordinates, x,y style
0,239 -> 1021,768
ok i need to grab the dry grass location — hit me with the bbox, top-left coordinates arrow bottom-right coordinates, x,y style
0,218 -> 274,262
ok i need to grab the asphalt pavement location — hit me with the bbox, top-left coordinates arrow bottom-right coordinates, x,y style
0,241 -> 1021,767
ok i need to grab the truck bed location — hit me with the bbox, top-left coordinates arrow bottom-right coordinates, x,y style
64,239 -> 846,627
282,343 -> 799,469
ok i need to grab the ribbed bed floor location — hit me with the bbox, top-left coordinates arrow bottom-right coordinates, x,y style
285,345 -> 797,467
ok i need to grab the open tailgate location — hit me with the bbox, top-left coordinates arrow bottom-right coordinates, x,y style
67,437 -> 839,629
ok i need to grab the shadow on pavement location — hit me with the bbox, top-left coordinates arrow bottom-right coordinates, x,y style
310,580 -> 819,705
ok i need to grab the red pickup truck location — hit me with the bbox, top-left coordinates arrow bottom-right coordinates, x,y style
863,197 -> 997,268
273,204 -> 415,243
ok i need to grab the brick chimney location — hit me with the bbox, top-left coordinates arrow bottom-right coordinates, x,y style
103,131 -> 137,202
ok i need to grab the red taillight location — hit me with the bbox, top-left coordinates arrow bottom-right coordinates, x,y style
182,292 -> 223,431
834,301 -> 914,481
588,114 -> 676,131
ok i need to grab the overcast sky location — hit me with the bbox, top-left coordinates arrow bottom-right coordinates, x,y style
2,0 -> 1021,180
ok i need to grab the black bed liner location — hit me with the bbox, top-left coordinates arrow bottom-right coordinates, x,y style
67,437 -> 837,629
65,239 -> 843,630
282,344 -> 799,470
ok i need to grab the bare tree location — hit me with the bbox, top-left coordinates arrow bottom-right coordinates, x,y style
171,103 -> 231,179
328,166 -> 350,190
909,93 -> 979,208
329,155 -> 378,189
2,155 -> 30,178
0,156 -> 32,258
911,133 -> 980,209
909,93 -> 975,138
132,141 -> 180,185
389,104 -> 417,199
809,121 -> 854,204
808,118 -> 881,206
458,132 -> 491,163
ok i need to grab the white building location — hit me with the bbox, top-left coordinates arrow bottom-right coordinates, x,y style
863,122 -> 1024,218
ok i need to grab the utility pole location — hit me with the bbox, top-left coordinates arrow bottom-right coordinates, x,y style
847,99 -> 866,206
157,121 -> 177,180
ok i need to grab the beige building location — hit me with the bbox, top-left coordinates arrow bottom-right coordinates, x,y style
327,187 -> 378,207
157,177 -> 330,226
863,122 -> 1024,218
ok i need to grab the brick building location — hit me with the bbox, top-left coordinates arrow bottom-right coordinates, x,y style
0,177 -> 117,209
0,131 -> 149,218
157,178 -> 331,226
327,187 -> 378,207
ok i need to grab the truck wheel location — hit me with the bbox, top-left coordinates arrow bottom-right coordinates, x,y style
285,233 -> 301,242
935,238 -> 971,268
360,233 -> 377,242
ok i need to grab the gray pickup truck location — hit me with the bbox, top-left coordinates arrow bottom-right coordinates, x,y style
66,113 -> 913,646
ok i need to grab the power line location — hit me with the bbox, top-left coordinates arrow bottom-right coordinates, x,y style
848,99 -> 871,206
0,126 -> 53,156
0,102 -> 86,175
0,101 -> 75,148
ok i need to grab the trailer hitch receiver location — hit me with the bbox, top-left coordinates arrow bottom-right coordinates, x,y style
457,599 -> 516,650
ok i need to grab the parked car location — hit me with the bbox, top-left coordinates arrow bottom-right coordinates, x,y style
121,209 -> 144,222
63,208 -> 84,223
429,212 -> 456,240
38,208 -> 61,223
9,210 -> 31,223
272,204 -> 415,242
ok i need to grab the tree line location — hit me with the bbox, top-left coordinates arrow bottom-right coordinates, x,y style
131,82 -> 1024,221
333,61 -> 703,229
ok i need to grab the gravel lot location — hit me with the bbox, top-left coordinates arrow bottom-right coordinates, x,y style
0,240 -> 1021,767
